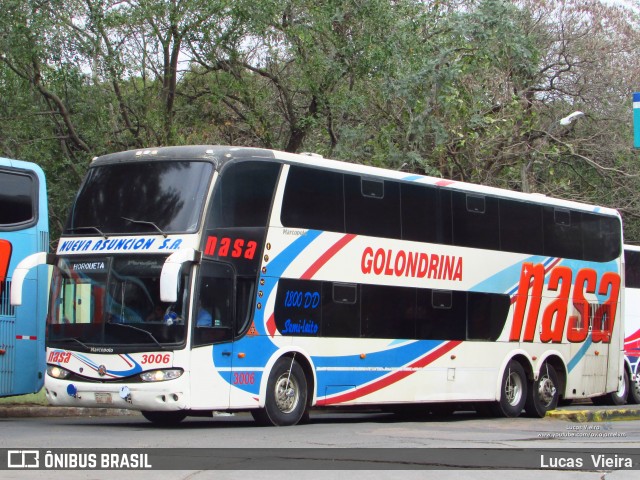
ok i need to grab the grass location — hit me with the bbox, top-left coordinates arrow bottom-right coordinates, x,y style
0,389 -> 47,405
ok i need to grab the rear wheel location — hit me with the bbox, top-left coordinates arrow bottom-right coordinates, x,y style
592,368 -> 629,406
141,410 -> 188,426
493,360 -> 527,417
524,363 -> 560,417
629,368 -> 640,404
252,357 -> 308,426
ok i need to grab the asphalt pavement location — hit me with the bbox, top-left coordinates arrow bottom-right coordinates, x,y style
1,401 -> 640,421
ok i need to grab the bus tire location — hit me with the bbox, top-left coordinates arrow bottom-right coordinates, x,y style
524,363 -> 559,418
253,357 -> 308,426
593,368 -> 629,406
493,360 -> 527,417
141,410 -> 188,426
629,369 -> 640,404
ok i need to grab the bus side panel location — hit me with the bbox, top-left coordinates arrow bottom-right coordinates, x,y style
0,235 -> 47,398
10,278 -> 44,396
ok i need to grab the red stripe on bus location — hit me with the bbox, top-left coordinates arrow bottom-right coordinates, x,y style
316,340 -> 462,406
436,180 -> 455,187
266,313 -> 277,338
301,234 -> 357,280
16,335 -> 37,340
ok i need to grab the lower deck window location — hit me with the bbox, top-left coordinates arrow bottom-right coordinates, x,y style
274,279 -> 509,341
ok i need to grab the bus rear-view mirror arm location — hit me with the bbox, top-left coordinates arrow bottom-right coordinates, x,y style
11,252 -> 55,306
160,248 -> 201,303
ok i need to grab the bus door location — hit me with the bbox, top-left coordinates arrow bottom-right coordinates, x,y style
569,302 -> 611,395
190,261 -> 235,409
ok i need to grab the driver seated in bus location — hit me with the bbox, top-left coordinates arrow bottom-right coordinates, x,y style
196,304 -> 213,327
196,302 -> 223,327
146,305 -> 165,322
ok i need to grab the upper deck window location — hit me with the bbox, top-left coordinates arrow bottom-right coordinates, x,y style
65,161 -> 213,235
281,165 -> 344,232
0,169 -> 36,228
208,161 -> 281,228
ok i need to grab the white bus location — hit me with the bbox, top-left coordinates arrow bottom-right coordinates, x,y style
12,146 -> 625,425
622,245 -> 640,404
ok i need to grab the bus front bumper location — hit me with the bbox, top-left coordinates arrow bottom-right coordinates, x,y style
44,374 -> 190,412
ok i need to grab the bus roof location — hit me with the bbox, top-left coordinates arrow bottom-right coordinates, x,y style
0,157 -> 46,178
90,145 -> 620,218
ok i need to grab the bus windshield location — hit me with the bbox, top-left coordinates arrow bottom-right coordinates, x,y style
47,256 -> 188,349
65,161 -> 213,235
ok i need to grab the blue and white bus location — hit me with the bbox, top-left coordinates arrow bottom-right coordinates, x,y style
1,157 -> 48,397
12,146 -> 624,424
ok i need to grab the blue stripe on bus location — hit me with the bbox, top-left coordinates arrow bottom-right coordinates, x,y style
311,340 -> 446,393
402,175 -> 423,182
567,336 -> 592,372
213,230 -> 324,394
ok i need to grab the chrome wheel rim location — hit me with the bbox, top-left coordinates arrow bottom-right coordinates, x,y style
274,372 -> 299,414
537,375 -> 557,407
506,369 -> 524,406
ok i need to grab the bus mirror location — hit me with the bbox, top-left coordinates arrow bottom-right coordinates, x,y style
160,248 -> 200,303
10,252 -> 53,306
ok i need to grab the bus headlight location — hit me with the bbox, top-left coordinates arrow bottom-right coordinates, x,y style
139,369 -> 183,382
47,365 -> 71,379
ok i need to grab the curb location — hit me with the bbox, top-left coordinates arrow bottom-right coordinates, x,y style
546,407 -> 640,422
0,405 -> 140,418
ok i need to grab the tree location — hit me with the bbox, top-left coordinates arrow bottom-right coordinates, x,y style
2,0 -> 640,242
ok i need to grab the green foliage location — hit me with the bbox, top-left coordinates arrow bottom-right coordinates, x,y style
0,0 -> 639,242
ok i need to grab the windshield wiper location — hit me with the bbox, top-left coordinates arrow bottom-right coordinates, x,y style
121,217 -> 168,238
107,321 -> 166,350
67,226 -> 108,239
52,337 -> 91,351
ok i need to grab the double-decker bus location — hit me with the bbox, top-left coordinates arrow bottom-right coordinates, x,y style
12,146 -> 624,425
1,157 -> 48,397
622,245 -> 640,404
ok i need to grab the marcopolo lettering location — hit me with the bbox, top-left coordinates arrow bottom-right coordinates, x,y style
361,246 -> 463,281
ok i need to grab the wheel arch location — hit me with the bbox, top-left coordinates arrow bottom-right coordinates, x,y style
495,352 -> 532,400
623,355 -> 634,378
535,353 -> 567,400
258,348 -> 316,408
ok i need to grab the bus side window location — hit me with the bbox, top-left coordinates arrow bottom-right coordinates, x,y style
193,263 -> 234,346
235,277 -> 255,337
322,282 -> 359,338
452,192 -> 499,250
417,290 -> 465,341
281,166 -> 345,233
361,285 -> 416,339
345,175 -> 401,239
466,292 -> 510,341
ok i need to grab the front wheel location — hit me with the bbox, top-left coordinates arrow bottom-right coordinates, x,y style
252,357 -> 308,426
493,360 -> 527,417
141,410 -> 188,426
524,363 -> 560,418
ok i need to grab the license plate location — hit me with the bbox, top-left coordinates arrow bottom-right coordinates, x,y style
95,393 -> 112,404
